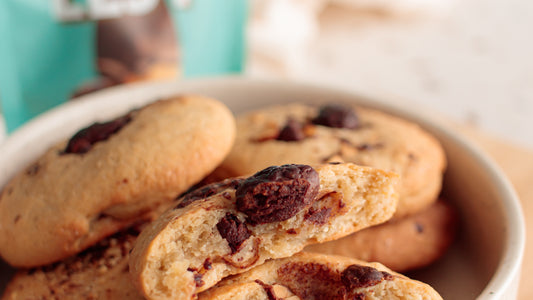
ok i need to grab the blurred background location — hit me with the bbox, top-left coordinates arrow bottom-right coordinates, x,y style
0,0 -> 532,150
245,0 -> 533,149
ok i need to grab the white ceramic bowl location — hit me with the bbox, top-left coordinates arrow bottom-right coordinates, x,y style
0,77 -> 525,299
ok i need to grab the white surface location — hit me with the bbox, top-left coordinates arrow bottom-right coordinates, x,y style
246,0 -> 533,149
0,78 -> 525,299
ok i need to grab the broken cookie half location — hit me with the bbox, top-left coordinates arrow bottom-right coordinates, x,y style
129,163 -> 399,300
198,252 -> 443,300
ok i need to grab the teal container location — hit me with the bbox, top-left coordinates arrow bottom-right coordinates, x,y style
0,0 -> 248,132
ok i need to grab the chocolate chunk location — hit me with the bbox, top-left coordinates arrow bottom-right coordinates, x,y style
193,272 -> 204,287
216,213 -> 251,253
312,104 -> 359,129
277,119 -> 305,141
255,280 -> 279,300
304,207 -> 332,226
26,163 -> 40,176
415,222 -> 424,233
305,192 -> 346,226
64,114 -> 132,154
203,258 -> 213,270
236,164 -> 320,224
277,262 -> 346,299
176,178 -> 243,209
341,265 -> 393,289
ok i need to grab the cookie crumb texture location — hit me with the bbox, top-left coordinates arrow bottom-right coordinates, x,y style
129,163 -> 399,300
197,252 -> 443,300
0,95 -> 236,267
219,103 -> 447,218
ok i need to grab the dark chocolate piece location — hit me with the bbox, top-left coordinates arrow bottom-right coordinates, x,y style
341,265 -> 393,289
255,280 -> 281,300
312,104 -> 359,129
236,164 -> 319,224
304,207 -> 332,226
216,213 -> 251,253
64,114 -> 132,154
277,262 -> 346,299
277,119 -> 305,142
26,163 -> 40,176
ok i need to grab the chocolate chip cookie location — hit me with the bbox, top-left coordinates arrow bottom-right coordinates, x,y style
129,163 -> 399,300
0,95 -> 236,267
305,199 -> 458,272
1,226 -> 144,300
198,252 -> 443,300
215,103 -> 446,218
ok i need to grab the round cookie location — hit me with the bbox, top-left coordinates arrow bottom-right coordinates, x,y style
1,226 -> 144,300
129,163 -> 399,300
216,103 -> 447,218
0,95 -> 236,268
305,199 -> 458,272
198,252 -> 443,300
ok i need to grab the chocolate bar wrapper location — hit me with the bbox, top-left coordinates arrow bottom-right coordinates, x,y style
0,0 -> 247,132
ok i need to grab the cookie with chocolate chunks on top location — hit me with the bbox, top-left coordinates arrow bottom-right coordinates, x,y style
0,95 -> 236,268
215,103 -> 447,219
197,252 -> 442,300
129,163 -> 399,300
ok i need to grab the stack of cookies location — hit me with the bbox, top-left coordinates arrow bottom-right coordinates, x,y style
0,97 -> 451,299
215,103 -> 456,272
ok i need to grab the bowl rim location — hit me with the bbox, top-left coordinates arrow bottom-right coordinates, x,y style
0,76 -> 525,299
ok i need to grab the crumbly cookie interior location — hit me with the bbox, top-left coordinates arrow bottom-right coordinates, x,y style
131,163 -> 399,300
